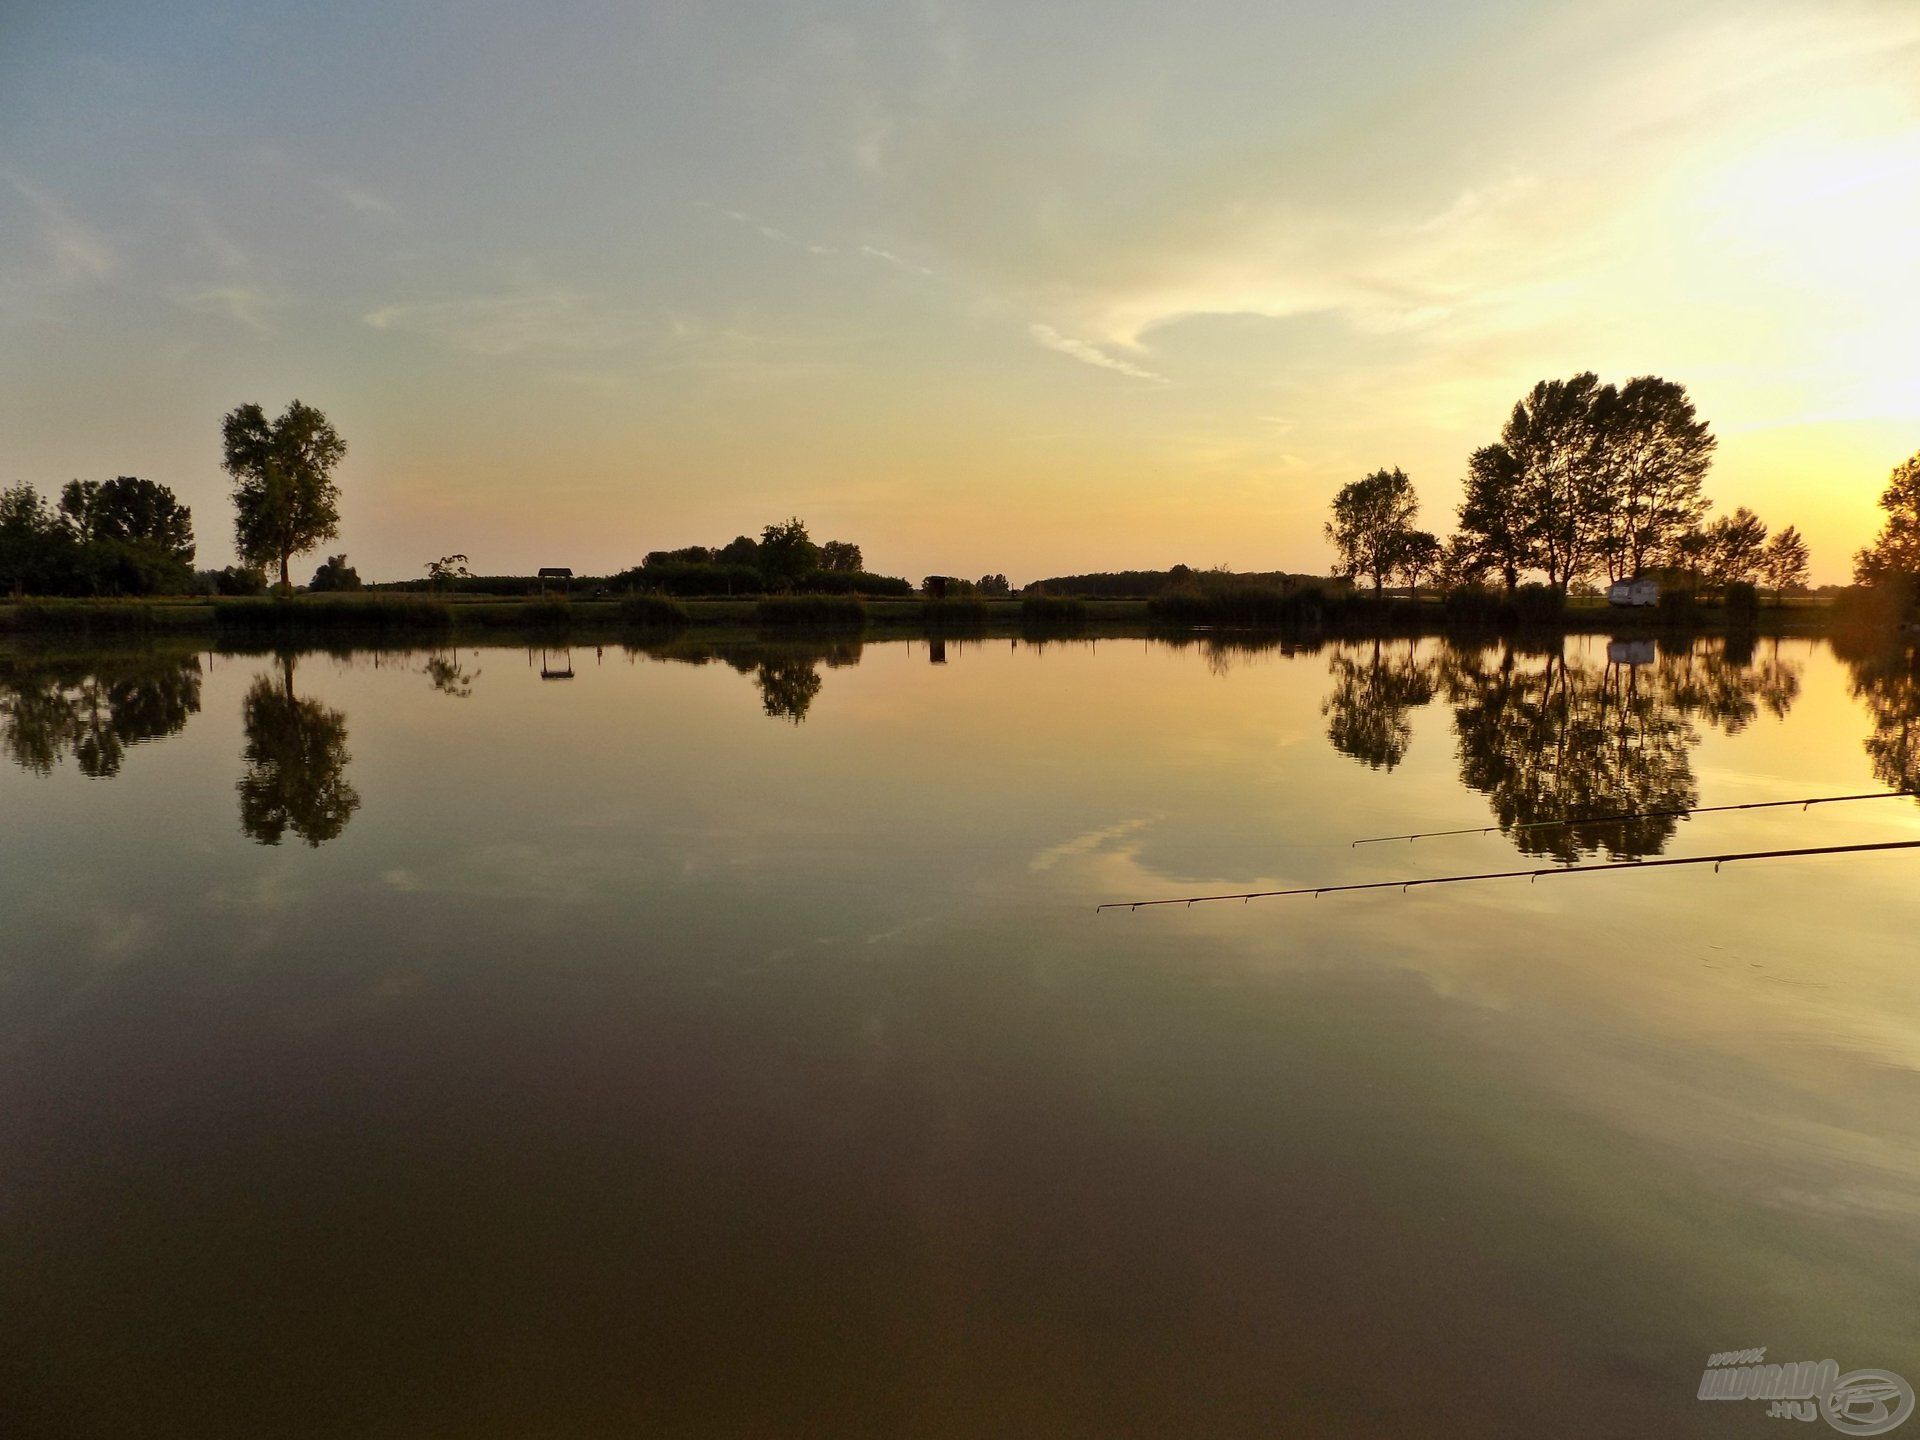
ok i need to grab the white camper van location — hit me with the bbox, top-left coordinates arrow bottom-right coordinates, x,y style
1608,577 -> 1660,608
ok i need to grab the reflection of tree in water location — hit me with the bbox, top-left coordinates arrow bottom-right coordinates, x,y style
1436,637 -> 1805,861
1321,641 -> 1437,770
623,635 -> 862,725
756,656 -> 822,723
422,650 -> 479,698
0,651 -> 202,777
1837,637 -> 1920,794
1445,646 -> 1696,860
237,655 -> 360,846
1655,634 -> 1800,736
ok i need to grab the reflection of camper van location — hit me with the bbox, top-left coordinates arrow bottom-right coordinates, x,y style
1607,638 -> 1657,666
1608,577 -> 1660,607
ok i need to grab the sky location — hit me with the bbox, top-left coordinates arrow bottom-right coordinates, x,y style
2,0 -> 1916,584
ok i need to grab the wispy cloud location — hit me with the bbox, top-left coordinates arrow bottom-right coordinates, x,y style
858,243 -> 935,277
362,287 -> 644,356
1028,323 -> 1165,382
8,176 -> 116,283
176,284 -> 279,332
321,175 -> 396,217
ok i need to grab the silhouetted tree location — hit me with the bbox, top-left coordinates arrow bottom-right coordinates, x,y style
819,541 -> 863,573
1759,526 -> 1809,600
1504,373 -> 1612,595
1704,507 -> 1768,586
1327,467 -> 1421,593
757,517 -> 820,586
237,656 -> 359,845
308,554 -> 362,591
425,553 -> 471,589
58,477 -> 196,563
1393,531 -> 1441,591
222,399 -> 347,592
1854,451 -> 1920,589
0,484 -> 73,596
1454,444 -> 1528,592
1595,377 -> 1714,581
977,573 -> 1011,596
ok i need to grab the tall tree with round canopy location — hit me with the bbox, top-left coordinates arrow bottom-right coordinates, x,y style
222,400 -> 346,592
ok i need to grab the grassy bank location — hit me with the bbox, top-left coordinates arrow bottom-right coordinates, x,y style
0,589 -> 1846,639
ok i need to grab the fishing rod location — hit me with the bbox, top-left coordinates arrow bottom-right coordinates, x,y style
1349,791 -> 1914,847
1095,838 -> 1920,912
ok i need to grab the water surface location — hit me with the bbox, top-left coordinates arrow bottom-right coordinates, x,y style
4,632 -> 1919,1437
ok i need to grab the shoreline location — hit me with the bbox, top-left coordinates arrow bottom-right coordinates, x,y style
0,592 -> 1844,640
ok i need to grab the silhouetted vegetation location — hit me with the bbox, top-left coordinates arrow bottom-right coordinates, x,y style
308,554 -> 363,592
621,517 -> 909,597
1326,467 -> 1434,594
1854,451 -> 1920,603
223,400 -> 346,593
755,594 -> 867,628
921,597 -> 989,626
1149,585 -> 1310,628
214,595 -> 453,632
1020,595 -> 1087,625
0,477 -> 199,597
619,593 -> 690,629
1431,373 -> 1811,604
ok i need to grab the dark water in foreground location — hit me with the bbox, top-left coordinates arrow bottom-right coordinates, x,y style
4,632 -> 1919,1438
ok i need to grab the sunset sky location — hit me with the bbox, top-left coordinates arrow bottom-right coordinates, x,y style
3,0 -> 1916,584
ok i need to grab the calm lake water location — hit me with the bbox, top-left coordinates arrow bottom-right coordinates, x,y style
4,630 -> 1919,1437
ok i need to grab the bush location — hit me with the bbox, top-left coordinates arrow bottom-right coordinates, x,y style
517,598 -> 572,628
1021,594 -> 1087,625
1,600 -> 160,632
1723,580 -> 1760,628
213,596 -> 453,631
797,569 -> 914,597
201,565 -> 269,597
921,597 -> 989,624
756,594 -> 867,628
1441,586 -> 1504,628
1149,585 -> 1303,627
1655,587 -> 1700,627
619,593 -> 689,629
308,554 -> 363,592
1510,583 -> 1564,626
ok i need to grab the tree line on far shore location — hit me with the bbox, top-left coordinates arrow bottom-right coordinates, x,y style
0,401 -> 922,602
6,388 -> 1916,613
1324,373 -> 1817,602
1,400 -> 348,599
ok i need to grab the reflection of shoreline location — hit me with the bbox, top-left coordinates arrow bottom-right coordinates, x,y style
1316,635 -> 1807,860
624,635 -> 865,725
0,649 -> 202,777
